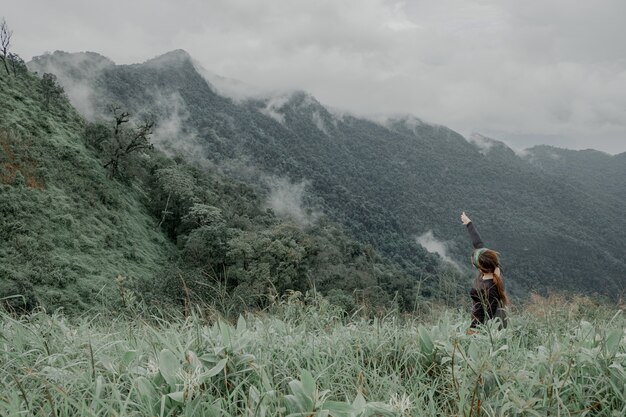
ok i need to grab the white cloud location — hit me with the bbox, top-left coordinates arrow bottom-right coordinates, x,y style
265,177 -> 320,227
27,51 -> 112,120
469,133 -> 496,156
148,91 -> 205,161
416,231 -> 460,270
311,111 -> 329,135
6,0 -> 626,153
259,96 -> 289,124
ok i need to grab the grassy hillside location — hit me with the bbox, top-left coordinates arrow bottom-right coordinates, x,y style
28,50 -> 626,298
0,70 -> 173,313
1,295 -> 625,416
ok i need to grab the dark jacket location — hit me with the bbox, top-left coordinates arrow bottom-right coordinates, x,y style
466,222 -> 505,328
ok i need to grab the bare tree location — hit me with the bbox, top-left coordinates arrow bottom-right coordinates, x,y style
103,106 -> 155,177
110,105 -> 130,136
0,18 -> 12,76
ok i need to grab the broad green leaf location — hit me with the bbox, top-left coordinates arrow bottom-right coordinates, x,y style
249,385 -> 260,403
285,393 -> 307,413
219,320 -> 233,347
122,350 -> 137,365
167,391 -> 185,403
90,375 -> 105,410
287,379 -> 314,411
158,349 -> 181,388
321,400 -> 355,415
605,329 -> 622,356
467,341 -> 480,364
418,326 -> 433,355
135,376 -> 158,403
288,380 -> 304,398
300,369 -> 316,397
205,358 -> 228,378
237,315 -> 247,333
199,353 -> 221,365
94,375 -> 104,398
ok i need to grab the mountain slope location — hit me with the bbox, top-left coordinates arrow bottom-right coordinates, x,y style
28,50 -> 626,298
523,145 -> 626,205
0,70 -> 172,312
3,60 -> 430,313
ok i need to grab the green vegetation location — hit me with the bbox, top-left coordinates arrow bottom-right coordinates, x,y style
1,54 -> 425,314
5,47 -> 624,314
27,50 -> 626,300
524,145 -> 626,205
0,68 -> 172,313
1,35 -> 624,417
1,294 -> 624,416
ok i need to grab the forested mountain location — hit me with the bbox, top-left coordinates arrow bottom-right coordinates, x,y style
523,145 -> 626,205
27,50 -> 626,300
1,56 -> 423,313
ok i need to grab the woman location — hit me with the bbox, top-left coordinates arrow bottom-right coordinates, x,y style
461,212 -> 509,331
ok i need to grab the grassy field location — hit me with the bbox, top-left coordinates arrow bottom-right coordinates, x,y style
1,293 -> 625,416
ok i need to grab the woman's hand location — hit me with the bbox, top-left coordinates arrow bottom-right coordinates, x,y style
461,212 -> 471,225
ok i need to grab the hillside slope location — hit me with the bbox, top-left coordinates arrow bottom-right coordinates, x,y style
523,145 -> 626,205
28,50 -> 626,298
3,61 -> 433,313
0,70 -> 172,312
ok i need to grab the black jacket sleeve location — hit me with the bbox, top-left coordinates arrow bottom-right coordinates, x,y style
466,221 -> 485,249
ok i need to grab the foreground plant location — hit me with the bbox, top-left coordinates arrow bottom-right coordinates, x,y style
0,299 -> 624,416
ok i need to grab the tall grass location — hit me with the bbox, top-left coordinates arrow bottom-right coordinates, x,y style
1,294 -> 624,416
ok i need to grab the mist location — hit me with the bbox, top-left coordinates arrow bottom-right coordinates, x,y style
417,230 -> 461,270
145,91 -> 207,163
265,178 -> 320,227
7,1 -> 626,153
27,51 -> 112,120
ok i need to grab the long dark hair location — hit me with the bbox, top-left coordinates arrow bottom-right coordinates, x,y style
475,249 -> 509,305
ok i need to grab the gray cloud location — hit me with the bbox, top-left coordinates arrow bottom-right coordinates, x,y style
5,0 -> 626,153
27,51 -> 112,120
416,230 -> 461,270
265,178 -> 320,227
147,91 -> 207,163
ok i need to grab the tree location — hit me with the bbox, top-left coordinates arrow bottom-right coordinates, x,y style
8,52 -> 26,76
41,73 -> 65,109
0,18 -> 12,76
151,165 -> 199,235
103,105 -> 155,178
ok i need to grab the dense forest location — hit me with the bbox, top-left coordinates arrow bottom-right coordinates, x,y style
523,145 -> 626,205
26,49 -> 626,301
2,54 -> 444,314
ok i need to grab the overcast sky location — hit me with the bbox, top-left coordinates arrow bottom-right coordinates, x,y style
5,0 -> 626,153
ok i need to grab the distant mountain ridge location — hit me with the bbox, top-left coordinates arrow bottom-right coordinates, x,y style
27,50 -> 626,298
523,145 -> 626,205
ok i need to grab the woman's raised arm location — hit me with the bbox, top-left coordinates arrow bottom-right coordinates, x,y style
461,212 -> 484,249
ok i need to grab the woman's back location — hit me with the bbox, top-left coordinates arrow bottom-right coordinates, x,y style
461,212 -> 509,329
